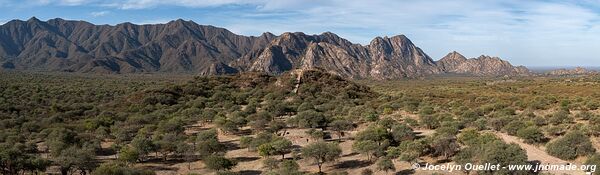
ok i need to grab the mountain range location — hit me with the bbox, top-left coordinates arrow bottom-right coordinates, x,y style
0,17 -> 530,79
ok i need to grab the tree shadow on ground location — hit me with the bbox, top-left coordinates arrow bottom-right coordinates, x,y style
334,160 -> 372,169
435,159 -> 452,164
233,156 -> 261,162
143,157 -> 194,166
139,165 -> 178,171
239,170 -> 262,175
222,140 -> 240,151
96,147 -> 116,156
395,169 -> 415,175
342,152 -> 359,157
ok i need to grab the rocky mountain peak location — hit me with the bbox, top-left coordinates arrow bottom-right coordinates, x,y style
436,52 -> 530,76
260,32 -> 276,38
0,18 -> 530,79
437,51 -> 468,71
440,51 -> 467,61
27,17 -> 41,23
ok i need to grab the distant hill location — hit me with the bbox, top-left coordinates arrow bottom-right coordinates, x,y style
437,51 -> 530,76
0,17 -> 530,79
545,67 -> 597,76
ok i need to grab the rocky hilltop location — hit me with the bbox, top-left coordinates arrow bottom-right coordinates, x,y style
0,17 -> 529,79
546,67 -> 596,76
437,51 -> 530,76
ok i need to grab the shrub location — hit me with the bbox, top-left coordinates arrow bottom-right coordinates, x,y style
361,168 -> 374,175
204,155 -> 237,172
548,110 -> 573,125
503,120 -> 528,136
576,111 -> 594,120
546,131 -> 595,160
454,137 -> 528,175
92,163 -> 155,175
516,126 -> 546,144
294,110 -> 326,128
376,156 -> 395,173
585,154 -> 600,172
391,124 -> 415,142
277,160 -> 301,175
420,115 -> 440,129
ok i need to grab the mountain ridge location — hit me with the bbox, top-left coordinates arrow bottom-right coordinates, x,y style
0,17 -> 530,79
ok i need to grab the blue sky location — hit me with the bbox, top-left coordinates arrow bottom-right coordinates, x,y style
1,0 -> 600,67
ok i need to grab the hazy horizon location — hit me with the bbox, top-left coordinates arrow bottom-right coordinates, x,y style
1,0 -> 600,67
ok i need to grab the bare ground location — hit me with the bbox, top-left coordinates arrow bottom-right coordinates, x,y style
494,132 -> 587,175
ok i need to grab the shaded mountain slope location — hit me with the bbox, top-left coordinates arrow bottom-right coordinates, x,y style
0,18 -> 529,79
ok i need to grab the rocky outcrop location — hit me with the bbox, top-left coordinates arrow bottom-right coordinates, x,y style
547,67 -> 595,76
0,17 -> 529,79
234,32 -> 441,79
437,51 -> 530,76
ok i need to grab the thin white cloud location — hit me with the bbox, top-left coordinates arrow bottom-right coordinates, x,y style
0,0 -> 11,6
198,0 -> 600,66
58,0 -> 90,6
3,0 -> 600,66
136,19 -> 170,24
90,10 -> 109,17
25,0 -> 93,6
119,0 -> 266,9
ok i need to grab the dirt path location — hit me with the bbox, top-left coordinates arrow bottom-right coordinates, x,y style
494,132 -> 586,175
413,128 -> 587,175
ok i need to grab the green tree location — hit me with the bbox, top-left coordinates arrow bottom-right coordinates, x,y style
516,126 -> 546,144
546,131 -> 595,160
391,140 -> 426,164
302,141 -> 342,173
457,128 -> 481,146
153,132 -> 184,161
548,110 -> 573,125
0,143 -> 50,175
478,141 -> 528,175
23,157 -> 51,175
503,121 -> 528,136
455,134 -> 529,175
391,124 -> 414,143
53,146 -> 97,175
268,120 -> 287,135
204,155 -> 237,172
306,129 -> 325,141
377,117 -> 398,131
119,146 -> 140,166
92,163 -> 155,175
295,110 -> 327,128
131,135 -> 155,161
269,138 -> 293,159
262,157 -> 279,171
258,144 -> 276,158
276,159 -> 302,175
195,129 -> 225,157
352,140 -> 379,162
329,120 -> 354,140
355,126 -> 391,146
376,157 -> 395,174
430,134 -> 459,160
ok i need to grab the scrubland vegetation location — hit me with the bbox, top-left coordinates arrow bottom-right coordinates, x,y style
2,71 -> 600,175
